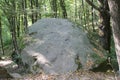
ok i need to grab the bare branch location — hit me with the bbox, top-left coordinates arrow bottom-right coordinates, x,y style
85,0 -> 100,12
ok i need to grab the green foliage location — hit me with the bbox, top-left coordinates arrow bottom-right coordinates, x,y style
17,36 -> 26,50
91,52 -> 106,65
0,16 -> 11,45
109,38 -> 116,58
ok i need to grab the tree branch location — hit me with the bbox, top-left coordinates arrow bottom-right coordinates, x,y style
85,0 -> 100,12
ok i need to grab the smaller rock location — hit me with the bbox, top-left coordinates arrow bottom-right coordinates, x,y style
10,73 -> 22,78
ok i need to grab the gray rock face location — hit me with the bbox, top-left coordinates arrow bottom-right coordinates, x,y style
21,18 -> 94,74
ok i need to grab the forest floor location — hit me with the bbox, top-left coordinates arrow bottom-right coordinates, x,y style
21,70 -> 118,80
0,59 -> 119,80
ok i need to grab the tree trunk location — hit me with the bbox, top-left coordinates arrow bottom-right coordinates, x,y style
38,0 -> 42,19
98,0 -> 111,53
24,0 -> 28,33
30,0 -> 35,24
82,0 -> 86,28
51,0 -> 57,18
11,16 -> 19,55
59,0 -> 67,18
35,0 -> 38,21
22,0 -> 28,33
10,1 -> 19,55
0,17 -> 4,55
17,14 -> 20,37
91,0 -> 95,31
85,0 -> 111,53
75,0 -> 77,21
108,0 -> 120,71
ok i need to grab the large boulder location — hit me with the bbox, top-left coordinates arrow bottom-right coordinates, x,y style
21,18 -> 94,74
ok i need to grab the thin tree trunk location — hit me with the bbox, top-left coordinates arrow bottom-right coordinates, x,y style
51,0 -> 57,18
86,9 -> 90,30
75,0 -> 77,21
0,17 -> 4,55
82,0 -> 86,28
17,14 -> 20,37
24,0 -> 28,33
78,5 -> 81,22
30,0 -> 35,24
59,0 -> 67,18
38,1 -> 42,19
22,0 -> 28,33
11,16 -> 19,54
7,15 -> 19,55
11,1 -> 19,54
91,0 -> 95,31
35,0 -> 38,21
